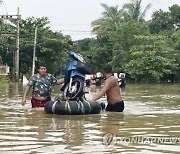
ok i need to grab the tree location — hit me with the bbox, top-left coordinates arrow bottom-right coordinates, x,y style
122,0 -> 151,22
168,30 -> 180,81
103,21 -> 149,75
109,21 -> 149,51
125,35 -> 178,83
91,3 -> 123,36
149,4 -> 180,34
169,4 -> 180,29
19,17 -> 69,76
0,18 -> 16,68
149,10 -> 173,34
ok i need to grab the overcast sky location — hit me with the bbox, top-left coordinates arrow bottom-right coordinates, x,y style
1,0 -> 180,40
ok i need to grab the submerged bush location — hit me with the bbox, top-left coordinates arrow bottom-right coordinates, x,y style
0,76 -> 9,83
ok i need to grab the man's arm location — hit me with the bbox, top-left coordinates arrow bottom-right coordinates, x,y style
56,78 -> 64,85
93,80 -> 110,101
21,85 -> 31,106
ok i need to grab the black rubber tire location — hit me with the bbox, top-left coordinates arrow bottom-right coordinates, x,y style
44,99 -> 102,115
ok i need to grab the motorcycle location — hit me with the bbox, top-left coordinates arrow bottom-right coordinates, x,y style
60,41 -> 91,100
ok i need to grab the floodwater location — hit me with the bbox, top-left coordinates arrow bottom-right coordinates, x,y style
0,83 -> 179,154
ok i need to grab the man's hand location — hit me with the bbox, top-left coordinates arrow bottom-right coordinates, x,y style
21,85 -> 30,106
21,97 -> 26,106
59,95 -> 66,101
57,78 -> 64,85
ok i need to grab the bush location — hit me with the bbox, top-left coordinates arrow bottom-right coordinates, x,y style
0,76 -> 9,83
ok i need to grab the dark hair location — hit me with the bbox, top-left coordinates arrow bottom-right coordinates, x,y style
103,64 -> 112,73
36,63 -> 47,69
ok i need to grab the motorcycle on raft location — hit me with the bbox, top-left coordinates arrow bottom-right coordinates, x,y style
60,41 -> 91,100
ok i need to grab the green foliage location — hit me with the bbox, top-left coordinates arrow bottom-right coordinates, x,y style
88,2 -> 180,83
149,4 -> 180,34
1,16 -> 70,77
109,21 -> 150,51
0,36 -> 15,68
0,76 -> 9,83
91,3 -> 123,35
19,17 -> 70,76
125,35 -> 178,83
169,30 -> 180,81
171,30 -> 180,50
1,1 -> 179,83
122,0 -> 151,22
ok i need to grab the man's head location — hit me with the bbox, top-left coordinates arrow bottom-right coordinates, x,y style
37,63 -> 47,76
102,64 -> 112,76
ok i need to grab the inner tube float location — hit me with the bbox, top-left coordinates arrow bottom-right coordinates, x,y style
44,99 -> 105,115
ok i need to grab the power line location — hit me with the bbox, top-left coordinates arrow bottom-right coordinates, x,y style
60,30 -> 91,32
51,22 -> 91,26
50,22 -> 93,34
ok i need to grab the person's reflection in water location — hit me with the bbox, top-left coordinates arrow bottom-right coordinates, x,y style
101,112 -> 125,136
50,114 -> 102,149
31,109 -> 48,139
20,109 -> 47,140
50,115 -> 86,147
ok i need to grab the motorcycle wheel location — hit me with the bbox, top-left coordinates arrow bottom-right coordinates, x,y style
63,77 -> 84,100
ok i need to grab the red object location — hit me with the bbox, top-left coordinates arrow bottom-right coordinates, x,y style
31,97 -> 51,108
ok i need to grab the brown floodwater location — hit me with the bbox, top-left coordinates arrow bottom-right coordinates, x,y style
0,83 -> 179,154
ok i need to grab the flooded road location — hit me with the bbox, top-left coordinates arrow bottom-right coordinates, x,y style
0,83 -> 179,154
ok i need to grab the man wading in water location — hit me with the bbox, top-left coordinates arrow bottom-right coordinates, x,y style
21,64 -> 64,108
93,64 -> 124,112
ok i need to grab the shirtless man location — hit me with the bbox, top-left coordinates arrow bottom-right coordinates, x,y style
93,64 -> 124,112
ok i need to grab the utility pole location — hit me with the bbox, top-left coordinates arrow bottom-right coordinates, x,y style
14,7 -> 20,81
32,27 -> 37,75
0,7 -> 20,81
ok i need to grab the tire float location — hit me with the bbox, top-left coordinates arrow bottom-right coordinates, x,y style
44,99 -> 105,115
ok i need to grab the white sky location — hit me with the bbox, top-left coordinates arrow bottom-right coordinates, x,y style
1,0 -> 180,40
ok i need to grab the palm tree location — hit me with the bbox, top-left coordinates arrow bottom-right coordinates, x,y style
91,3 -> 124,36
122,0 -> 151,22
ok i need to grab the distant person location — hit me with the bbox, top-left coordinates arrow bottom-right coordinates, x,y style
93,64 -> 124,112
118,73 -> 126,89
21,63 -> 64,108
90,73 -> 96,85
